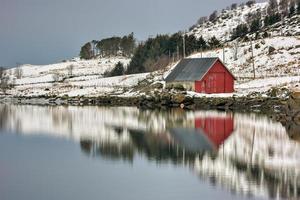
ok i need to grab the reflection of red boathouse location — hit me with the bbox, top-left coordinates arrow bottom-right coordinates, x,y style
169,113 -> 234,152
195,114 -> 234,148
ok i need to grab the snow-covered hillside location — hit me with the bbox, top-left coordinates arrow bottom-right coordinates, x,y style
190,36 -> 300,78
3,57 -> 151,97
188,2 -> 300,42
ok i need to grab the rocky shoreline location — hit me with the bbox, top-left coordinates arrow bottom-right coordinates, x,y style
0,92 -> 299,140
0,93 -> 285,113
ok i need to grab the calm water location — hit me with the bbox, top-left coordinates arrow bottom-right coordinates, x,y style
0,105 -> 299,200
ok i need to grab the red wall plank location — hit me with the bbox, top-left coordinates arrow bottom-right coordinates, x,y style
194,60 -> 234,93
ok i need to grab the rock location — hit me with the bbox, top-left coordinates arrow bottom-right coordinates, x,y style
285,121 -> 300,142
151,83 -> 163,89
268,46 -> 276,55
286,91 -> 300,112
171,94 -> 186,104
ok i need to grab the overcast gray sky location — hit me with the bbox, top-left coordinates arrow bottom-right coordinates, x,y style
0,0 -> 265,67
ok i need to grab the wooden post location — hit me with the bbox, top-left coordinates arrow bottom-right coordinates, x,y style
250,38 -> 256,79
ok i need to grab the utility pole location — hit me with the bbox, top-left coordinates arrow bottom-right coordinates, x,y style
281,15 -> 284,36
223,46 -> 225,64
183,35 -> 186,58
200,47 -> 203,58
250,38 -> 256,79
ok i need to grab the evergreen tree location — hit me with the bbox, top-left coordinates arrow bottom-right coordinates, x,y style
126,44 -> 147,74
246,0 -> 256,7
197,36 -> 208,50
250,18 -> 261,32
268,0 -> 279,15
120,33 -> 136,57
80,42 -> 93,59
109,62 -> 124,77
289,0 -> 296,16
231,24 -> 249,40
209,10 -> 218,22
264,13 -> 281,26
208,36 -> 221,48
126,33 -> 210,74
231,3 -> 238,10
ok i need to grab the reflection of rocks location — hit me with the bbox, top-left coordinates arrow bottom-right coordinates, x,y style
277,91 -> 300,140
286,122 -> 300,142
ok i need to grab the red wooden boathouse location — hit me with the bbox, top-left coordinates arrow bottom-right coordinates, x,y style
165,57 -> 235,93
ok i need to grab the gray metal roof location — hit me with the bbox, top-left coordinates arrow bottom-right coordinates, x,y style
165,57 -> 219,82
169,128 -> 215,152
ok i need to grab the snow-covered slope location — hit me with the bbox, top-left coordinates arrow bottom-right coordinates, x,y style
190,36 -> 300,78
3,57 -> 151,97
188,2 -> 300,42
188,3 -> 267,41
187,36 -> 300,95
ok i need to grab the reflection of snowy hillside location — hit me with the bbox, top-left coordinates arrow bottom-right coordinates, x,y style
0,105 -> 299,199
194,113 -> 300,199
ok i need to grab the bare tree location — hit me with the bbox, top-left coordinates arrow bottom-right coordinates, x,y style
14,67 -> 23,79
0,67 -> 4,79
67,64 -> 74,77
0,77 -> 9,94
232,41 -> 239,61
52,72 -> 60,82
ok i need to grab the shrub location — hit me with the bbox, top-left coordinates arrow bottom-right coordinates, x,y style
264,13 -> 281,26
231,24 -> 249,40
246,0 -> 255,7
231,3 -> 238,10
165,84 -> 173,90
110,62 -> 125,77
250,18 -> 261,32
173,84 -> 185,91
209,10 -> 218,22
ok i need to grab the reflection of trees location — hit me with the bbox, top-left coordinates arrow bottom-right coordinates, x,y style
79,128 -> 203,165
0,104 -> 9,130
79,127 -> 300,200
80,139 -> 135,162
